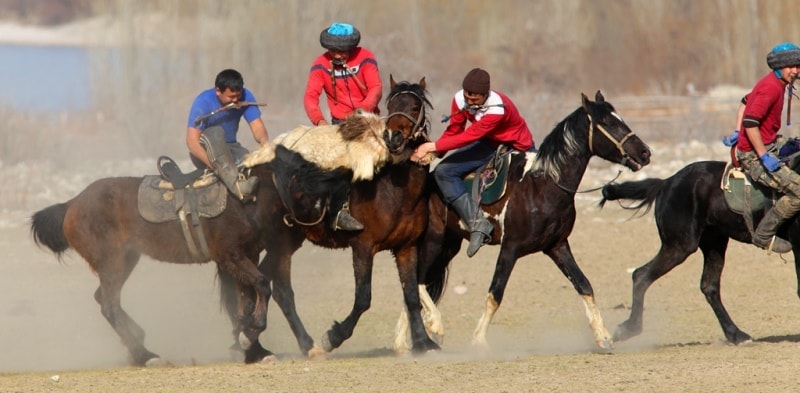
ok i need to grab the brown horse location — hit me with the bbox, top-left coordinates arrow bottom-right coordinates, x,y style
221,76 -> 440,358
29,111 -> 390,366
397,91 -> 652,351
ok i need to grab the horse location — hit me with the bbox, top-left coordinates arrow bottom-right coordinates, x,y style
28,111 -> 390,366
598,159 -> 800,345
396,91 -> 652,351
220,76 -> 441,359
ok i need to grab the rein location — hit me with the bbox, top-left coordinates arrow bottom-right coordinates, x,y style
553,113 -> 633,194
271,173 -> 328,227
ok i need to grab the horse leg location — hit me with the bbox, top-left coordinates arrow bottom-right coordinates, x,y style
259,246 -> 325,359
472,247 -> 521,348
393,221 -> 455,353
217,267 -> 274,363
93,250 -> 162,366
320,247 -> 374,352
394,245 -> 440,354
545,241 -> 613,350
698,233 -> 752,344
615,241 -> 696,343
216,254 -> 274,364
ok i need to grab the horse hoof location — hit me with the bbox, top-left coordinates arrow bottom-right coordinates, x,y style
597,338 -> 615,351
307,345 -> 327,360
320,333 -> 334,353
258,354 -> 278,364
144,357 -> 167,367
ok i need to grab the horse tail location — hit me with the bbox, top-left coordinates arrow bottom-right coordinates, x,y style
30,203 -> 70,259
598,178 -> 666,214
422,255 -> 450,304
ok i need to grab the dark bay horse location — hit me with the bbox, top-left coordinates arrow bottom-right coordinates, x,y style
225,76 -> 440,358
28,111 -> 392,366
599,159 -> 800,344
401,91 -> 652,350
31,169 -> 278,366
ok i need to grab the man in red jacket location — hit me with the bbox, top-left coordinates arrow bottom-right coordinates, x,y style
735,42 -> 800,253
411,68 -> 534,257
304,22 -> 382,126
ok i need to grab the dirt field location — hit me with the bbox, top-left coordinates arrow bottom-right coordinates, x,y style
3,143 -> 800,392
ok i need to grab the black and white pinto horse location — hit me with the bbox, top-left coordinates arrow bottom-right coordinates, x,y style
395,91 -> 652,352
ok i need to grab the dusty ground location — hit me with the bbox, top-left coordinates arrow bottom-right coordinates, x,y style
3,144 -> 800,392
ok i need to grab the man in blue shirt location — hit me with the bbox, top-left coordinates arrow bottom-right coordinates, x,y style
187,69 -> 269,200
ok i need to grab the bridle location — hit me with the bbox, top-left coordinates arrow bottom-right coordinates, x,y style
554,112 -> 638,194
587,112 -> 638,168
385,90 -> 430,141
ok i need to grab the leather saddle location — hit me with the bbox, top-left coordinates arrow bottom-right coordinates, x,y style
463,145 -> 514,205
137,156 -> 227,223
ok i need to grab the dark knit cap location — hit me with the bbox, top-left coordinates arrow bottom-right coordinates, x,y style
320,23 -> 361,51
767,42 -> 800,69
462,68 -> 491,95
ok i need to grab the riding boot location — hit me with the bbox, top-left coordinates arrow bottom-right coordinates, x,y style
333,200 -> 364,231
451,193 -> 493,257
752,208 -> 792,254
201,127 -> 258,201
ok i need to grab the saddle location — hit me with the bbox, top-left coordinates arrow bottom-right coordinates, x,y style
720,164 -> 775,215
463,145 -> 514,205
137,156 -> 228,260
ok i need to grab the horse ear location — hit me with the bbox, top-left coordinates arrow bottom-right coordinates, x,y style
581,92 -> 590,108
390,74 -> 397,89
419,77 -> 426,90
595,90 -> 605,103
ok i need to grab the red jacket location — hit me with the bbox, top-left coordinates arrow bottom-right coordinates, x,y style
737,72 -> 786,152
435,90 -> 533,152
303,47 -> 382,125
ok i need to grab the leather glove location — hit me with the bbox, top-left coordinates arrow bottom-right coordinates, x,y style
760,153 -> 781,172
722,130 -> 738,147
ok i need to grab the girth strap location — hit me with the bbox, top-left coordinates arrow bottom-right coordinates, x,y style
177,188 -> 210,261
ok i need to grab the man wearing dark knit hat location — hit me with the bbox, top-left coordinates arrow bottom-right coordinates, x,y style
734,42 -> 800,254
411,68 -> 534,257
301,22 -> 382,231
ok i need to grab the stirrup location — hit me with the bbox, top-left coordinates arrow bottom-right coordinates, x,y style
333,203 -> 363,231
766,236 -> 792,255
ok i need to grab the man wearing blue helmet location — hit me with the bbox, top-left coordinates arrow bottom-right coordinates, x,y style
735,42 -> 800,253
300,22 -> 383,231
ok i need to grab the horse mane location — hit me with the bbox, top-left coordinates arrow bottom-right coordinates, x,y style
531,106 -> 590,183
243,111 -> 389,181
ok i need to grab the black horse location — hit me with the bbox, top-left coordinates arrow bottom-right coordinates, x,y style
398,91 -> 652,350
599,159 -> 800,344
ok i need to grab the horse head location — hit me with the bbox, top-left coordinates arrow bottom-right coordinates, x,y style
384,75 -> 433,162
582,90 -> 651,171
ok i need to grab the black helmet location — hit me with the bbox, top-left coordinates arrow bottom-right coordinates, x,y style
320,22 -> 361,51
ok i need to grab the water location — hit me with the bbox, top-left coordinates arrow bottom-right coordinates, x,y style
0,43 -> 91,112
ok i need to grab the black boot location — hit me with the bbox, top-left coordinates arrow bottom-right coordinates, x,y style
333,201 -> 364,231
201,127 -> 258,200
451,194 -> 493,257
752,208 -> 792,254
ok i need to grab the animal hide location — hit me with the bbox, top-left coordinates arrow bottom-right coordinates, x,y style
272,111 -> 390,181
